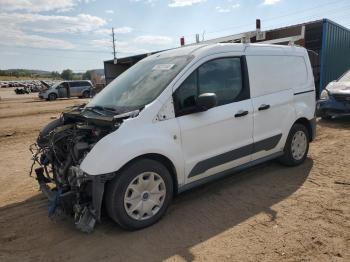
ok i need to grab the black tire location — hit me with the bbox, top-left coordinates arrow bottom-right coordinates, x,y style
82,91 -> 90,98
279,123 -> 309,166
48,93 -> 57,101
105,158 -> 173,230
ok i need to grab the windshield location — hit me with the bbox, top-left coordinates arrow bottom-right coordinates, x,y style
87,54 -> 194,112
338,70 -> 350,82
51,82 -> 62,89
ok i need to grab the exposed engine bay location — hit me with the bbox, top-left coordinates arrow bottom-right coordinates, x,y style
29,104 -> 139,233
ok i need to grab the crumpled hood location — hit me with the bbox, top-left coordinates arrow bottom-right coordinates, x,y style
326,81 -> 350,94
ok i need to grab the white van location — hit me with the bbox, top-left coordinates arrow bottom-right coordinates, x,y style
38,80 -> 94,101
33,43 -> 316,232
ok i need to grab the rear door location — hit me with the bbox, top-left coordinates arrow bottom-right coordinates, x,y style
173,55 -> 254,183
246,54 -> 298,160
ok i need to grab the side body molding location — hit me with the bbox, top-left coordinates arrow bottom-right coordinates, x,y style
188,134 -> 282,178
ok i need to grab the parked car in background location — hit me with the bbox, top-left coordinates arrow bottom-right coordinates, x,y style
317,69 -> 350,119
32,43 -> 316,232
38,80 -> 95,101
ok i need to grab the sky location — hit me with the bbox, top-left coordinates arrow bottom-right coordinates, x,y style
0,0 -> 349,72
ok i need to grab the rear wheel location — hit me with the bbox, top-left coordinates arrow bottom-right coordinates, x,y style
105,159 -> 173,230
279,123 -> 309,166
48,93 -> 57,101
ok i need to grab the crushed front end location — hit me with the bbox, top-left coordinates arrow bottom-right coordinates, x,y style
29,105 -> 138,232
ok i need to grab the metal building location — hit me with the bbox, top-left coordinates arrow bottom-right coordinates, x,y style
104,18 -> 350,98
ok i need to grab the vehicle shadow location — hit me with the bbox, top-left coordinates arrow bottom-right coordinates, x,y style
0,158 -> 313,262
317,116 -> 350,129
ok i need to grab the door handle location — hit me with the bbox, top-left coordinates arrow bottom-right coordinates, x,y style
235,110 -> 249,118
258,104 -> 270,111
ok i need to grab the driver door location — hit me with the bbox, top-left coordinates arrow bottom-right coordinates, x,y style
173,55 -> 254,183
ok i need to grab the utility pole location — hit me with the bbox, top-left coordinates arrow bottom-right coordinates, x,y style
112,27 -> 117,64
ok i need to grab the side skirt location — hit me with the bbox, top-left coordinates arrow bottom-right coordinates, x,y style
177,151 -> 284,194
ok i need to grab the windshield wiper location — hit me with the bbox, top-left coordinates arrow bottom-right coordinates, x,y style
84,106 -> 117,115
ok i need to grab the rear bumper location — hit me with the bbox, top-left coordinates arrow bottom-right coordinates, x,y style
316,97 -> 350,117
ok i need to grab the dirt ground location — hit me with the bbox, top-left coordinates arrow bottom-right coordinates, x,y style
0,87 -> 349,262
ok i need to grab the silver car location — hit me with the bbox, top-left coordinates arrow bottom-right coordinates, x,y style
39,80 -> 95,101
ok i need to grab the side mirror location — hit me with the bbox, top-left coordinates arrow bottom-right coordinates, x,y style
197,93 -> 217,111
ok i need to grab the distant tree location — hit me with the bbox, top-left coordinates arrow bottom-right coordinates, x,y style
51,71 -> 61,79
82,70 -> 92,80
61,69 -> 74,80
72,73 -> 83,80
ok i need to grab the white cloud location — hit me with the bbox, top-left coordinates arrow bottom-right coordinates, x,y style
0,0 -> 98,13
92,39 -> 128,48
114,26 -> 133,34
0,0 -> 76,12
0,12 -> 107,50
91,39 -> 149,55
134,35 -> 173,45
215,3 -> 240,13
169,0 -> 206,7
262,0 -> 281,5
95,27 -> 133,35
216,7 -> 230,13
105,9 -> 114,14
130,0 -> 158,4
0,26 -> 75,49
79,0 -> 96,3
0,13 -> 106,34
94,28 -> 113,35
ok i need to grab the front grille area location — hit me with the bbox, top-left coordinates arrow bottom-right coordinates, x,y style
332,94 -> 350,103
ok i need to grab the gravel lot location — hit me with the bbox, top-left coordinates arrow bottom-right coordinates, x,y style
0,88 -> 349,262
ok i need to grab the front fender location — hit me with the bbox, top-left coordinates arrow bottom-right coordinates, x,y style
80,118 -> 184,185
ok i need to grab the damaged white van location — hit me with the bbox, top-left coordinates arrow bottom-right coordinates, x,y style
31,43 -> 316,232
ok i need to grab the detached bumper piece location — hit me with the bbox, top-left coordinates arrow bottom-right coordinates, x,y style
34,167 -> 113,233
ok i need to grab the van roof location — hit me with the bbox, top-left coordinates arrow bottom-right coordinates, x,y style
151,43 -> 306,59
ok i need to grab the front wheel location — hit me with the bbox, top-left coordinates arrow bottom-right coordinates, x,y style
279,123 -> 309,166
48,93 -> 57,101
82,91 -> 90,98
105,159 -> 173,230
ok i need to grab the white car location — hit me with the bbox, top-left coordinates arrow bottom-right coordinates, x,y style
32,43 -> 316,232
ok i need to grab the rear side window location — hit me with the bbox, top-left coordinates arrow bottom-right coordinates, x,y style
174,57 -> 247,116
79,81 -> 91,87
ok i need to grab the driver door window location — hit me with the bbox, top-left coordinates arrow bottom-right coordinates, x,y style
174,57 -> 245,117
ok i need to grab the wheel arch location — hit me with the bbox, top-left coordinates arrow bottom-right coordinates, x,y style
111,153 -> 179,195
48,92 -> 57,100
293,117 -> 314,142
